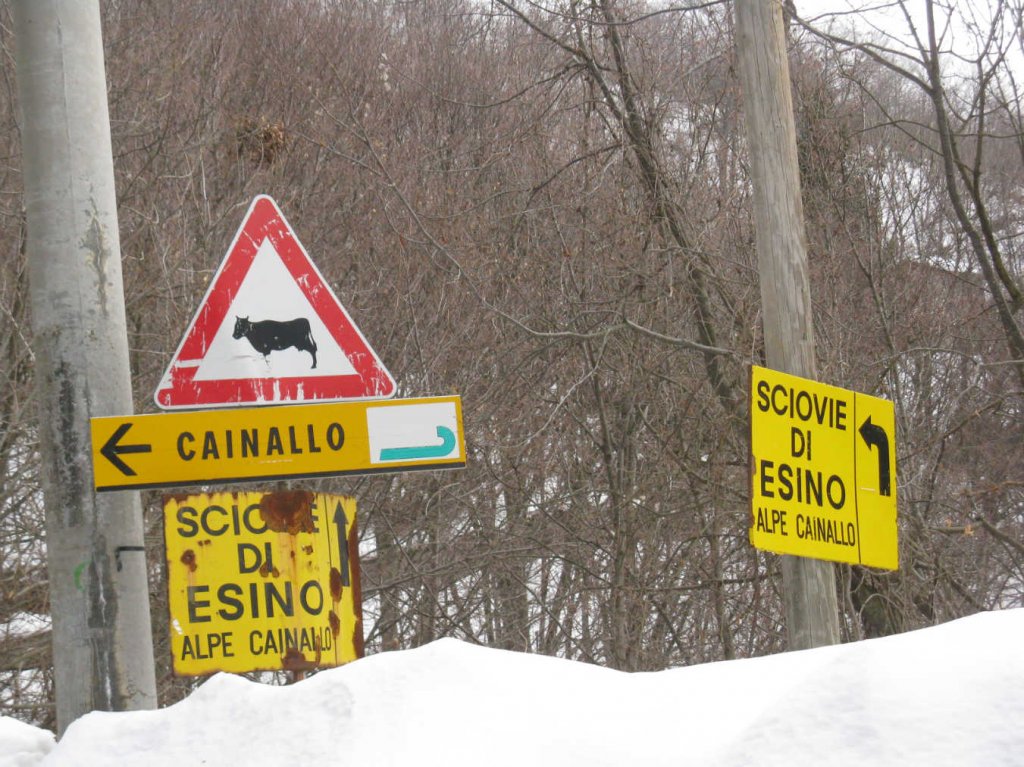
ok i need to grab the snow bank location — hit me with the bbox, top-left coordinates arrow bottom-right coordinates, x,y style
4,609 -> 1021,766
0,716 -> 54,767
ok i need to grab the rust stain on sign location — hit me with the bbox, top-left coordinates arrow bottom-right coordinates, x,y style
281,634 -> 323,673
281,647 -> 316,672
329,610 -> 340,637
348,513 -> 365,659
259,490 -> 316,534
164,491 -> 361,676
329,567 -> 344,602
353,621 -> 364,659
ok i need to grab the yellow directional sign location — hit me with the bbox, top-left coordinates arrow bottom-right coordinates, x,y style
749,365 -> 898,570
164,491 -> 360,675
90,395 -> 465,491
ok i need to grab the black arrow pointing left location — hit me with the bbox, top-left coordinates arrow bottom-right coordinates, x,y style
859,416 -> 891,497
100,423 -> 152,476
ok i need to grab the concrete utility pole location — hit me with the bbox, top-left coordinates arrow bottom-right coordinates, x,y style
735,0 -> 841,649
13,0 -> 157,732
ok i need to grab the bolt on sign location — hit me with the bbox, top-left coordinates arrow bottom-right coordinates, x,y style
164,490 -> 361,676
749,365 -> 898,570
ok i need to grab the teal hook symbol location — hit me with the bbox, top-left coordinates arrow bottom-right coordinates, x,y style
379,426 -> 457,461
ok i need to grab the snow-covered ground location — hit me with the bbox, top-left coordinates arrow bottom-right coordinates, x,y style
3,609 -> 1022,766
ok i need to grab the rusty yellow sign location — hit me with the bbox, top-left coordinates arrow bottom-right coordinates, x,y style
164,490 -> 361,676
91,395 -> 465,491
750,365 -> 898,570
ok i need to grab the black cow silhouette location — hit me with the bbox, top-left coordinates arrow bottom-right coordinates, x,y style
232,316 -> 318,369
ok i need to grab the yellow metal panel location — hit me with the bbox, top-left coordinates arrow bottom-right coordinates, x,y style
749,366 -> 898,570
164,491 -> 361,676
853,391 -> 899,570
90,395 -> 464,491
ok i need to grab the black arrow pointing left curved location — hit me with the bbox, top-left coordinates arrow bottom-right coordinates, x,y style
859,416 -> 891,497
100,423 -> 152,476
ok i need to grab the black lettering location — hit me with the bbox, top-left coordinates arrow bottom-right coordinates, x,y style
835,400 -> 847,430
790,427 -> 807,458
754,507 -> 788,536
806,470 -> 823,507
756,380 -> 771,412
264,629 -> 279,654
307,423 -> 322,453
265,582 -> 294,617
201,505 -> 229,536
249,582 -> 260,619
217,583 -> 244,620
772,508 -> 787,536
206,633 -> 223,657
176,506 -> 199,538
283,628 -> 298,649
244,503 -> 267,534
827,476 -> 846,509
778,463 -> 793,501
202,431 -> 219,460
237,543 -> 263,574
241,428 -> 258,457
187,585 -> 211,623
327,423 -> 345,451
181,635 -> 196,660
177,431 -> 195,460
771,385 -> 787,416
812,393 -> 829,426
759,378 -> 850,431
288,426 -> 302,454
759,459 -> 775,497
793,514 -> 857,546
300,580 -> 324,615
267,427 -> 284,455
795,390 -> 812,420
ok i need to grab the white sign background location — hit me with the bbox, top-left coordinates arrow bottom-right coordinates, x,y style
193,238 -> 357,381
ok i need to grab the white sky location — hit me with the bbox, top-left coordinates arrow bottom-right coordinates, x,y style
799,0 -> 1024,77
4,608 -> 1022,766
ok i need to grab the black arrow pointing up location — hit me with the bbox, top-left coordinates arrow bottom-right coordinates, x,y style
333,502 -> 351,587
100,423 -> 152,476
859,416 -> 891,497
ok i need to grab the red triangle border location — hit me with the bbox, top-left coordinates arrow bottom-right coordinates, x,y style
155,196 -> 396,410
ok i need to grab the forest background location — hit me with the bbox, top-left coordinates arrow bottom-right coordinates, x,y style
1,0 -> 1022,730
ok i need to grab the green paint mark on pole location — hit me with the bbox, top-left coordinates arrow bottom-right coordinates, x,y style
74,561 -> 88,592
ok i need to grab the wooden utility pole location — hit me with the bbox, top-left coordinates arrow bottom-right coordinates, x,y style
735,0 -> 841,649
13,0 -> 157,732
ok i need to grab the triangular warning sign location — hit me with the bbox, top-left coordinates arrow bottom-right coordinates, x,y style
155,195 -> 396,410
